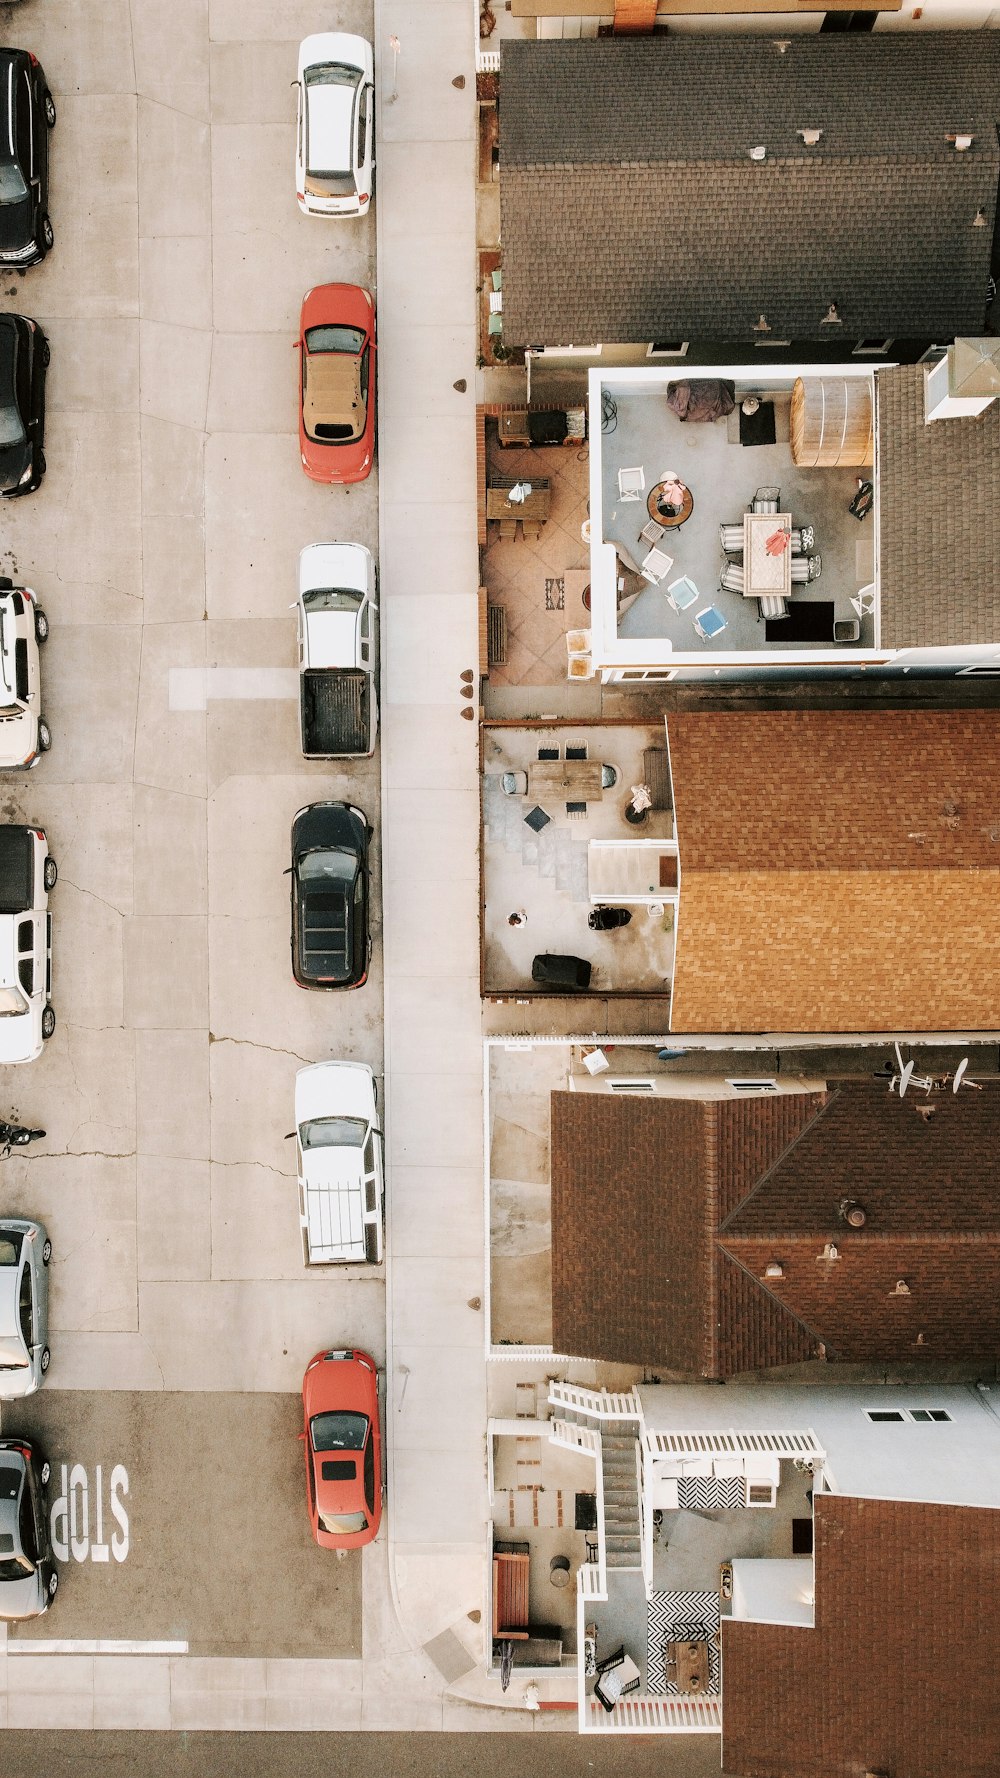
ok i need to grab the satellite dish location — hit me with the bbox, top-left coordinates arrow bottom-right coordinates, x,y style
894,1041 -> 906,1074
898,1060 -> 915,1098
953,1057 -> 970,1093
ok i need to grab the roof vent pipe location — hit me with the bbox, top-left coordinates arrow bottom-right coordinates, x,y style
892,1279 -> 911,1296
839,1200 -> 867,1228
750,145 -> 767,162
947,133 -> 974,151
798,128 -> 822,146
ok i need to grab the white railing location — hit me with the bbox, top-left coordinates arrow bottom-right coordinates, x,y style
644,1427 -> 824,1462
548,1382 -> 643,1421
585,1694 -> 723,1734
638,1436 -> 653,1588
552,1419 -> 609,1598
579,1562 -> 607,1601
477,47 -> 500,72
488,1345 -> 585,1362
550,1417 -> 601,1457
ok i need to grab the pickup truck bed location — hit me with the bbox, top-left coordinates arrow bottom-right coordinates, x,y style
300,668 -> 373,759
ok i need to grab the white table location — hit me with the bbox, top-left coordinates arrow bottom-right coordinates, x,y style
743,512 -> 792,601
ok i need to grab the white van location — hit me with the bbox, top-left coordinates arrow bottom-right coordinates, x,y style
0,826 -> 56,1064
0,580 -> 50,769
294,1061 -> 383,1264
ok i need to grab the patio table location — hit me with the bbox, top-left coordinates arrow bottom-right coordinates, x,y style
487,480 -> 551,521
527,759 -> 603,801
743,512 -> 792,600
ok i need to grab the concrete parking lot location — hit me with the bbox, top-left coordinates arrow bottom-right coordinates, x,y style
0,0 -> 384,1651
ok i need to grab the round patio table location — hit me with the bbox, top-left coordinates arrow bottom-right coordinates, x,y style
648,480 -> 694,527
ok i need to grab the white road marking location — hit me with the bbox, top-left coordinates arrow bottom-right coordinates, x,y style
9,1640 -> 188,1655
168,667 -> 299,711
50,1464 -> 129,1564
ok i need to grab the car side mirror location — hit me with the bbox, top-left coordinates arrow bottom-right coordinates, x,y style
283,866 -> 293,875
297,1432 -> 306,1442
284,1131 -> 296,1141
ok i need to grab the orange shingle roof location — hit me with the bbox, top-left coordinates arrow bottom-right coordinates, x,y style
668,711 -> 1000,1033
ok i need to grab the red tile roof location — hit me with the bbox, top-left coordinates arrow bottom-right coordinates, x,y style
549,1082 -> 1000,1372
723,1494 -> 1000,1778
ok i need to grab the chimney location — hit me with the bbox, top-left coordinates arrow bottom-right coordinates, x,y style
925,337 -> 1000,423
839,1199 -> 867,1228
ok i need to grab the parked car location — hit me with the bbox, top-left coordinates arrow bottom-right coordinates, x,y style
0,1438 -> 57,1617
300,1348 -> 382,1549
0,578 -> 49,767
297,284 -> 375,485
0,49 -> 55,267
295,34 -> 374,219
0,824 -> 55,1063
289,801 -> 371,990
0,1218 -> 49,1397
0,313 -> 47,497
294,1061 -> 383,1265
296,543 -> 378,759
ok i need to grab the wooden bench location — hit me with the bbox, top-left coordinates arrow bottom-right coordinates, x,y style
492,1550 -> 530,1640
643,747 -> 672,812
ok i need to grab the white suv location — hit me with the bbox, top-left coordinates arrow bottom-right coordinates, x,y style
0,580 -> 50,768
295,34 -> 374,219
294,1061 -> 383,1264
0,826 -> 55,1065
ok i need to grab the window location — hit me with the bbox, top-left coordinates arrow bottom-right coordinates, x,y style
958,666 -> 1000,677
865,1409 -> 905,1423
363,1430 -> 376,1513
727,1078 -> 779,1093
908,1409 -> 952,1424
853,339 -> 894,355
646,342 -> 689,359
919,344 -> 948,365
18,1264 -> 31,1346
608,1080 -> 655,1094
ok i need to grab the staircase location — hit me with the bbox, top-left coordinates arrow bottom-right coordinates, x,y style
601,1429 -> 642,1569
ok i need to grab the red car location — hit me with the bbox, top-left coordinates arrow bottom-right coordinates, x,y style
297,284 -> 375,485
300,1348 -> 382,1549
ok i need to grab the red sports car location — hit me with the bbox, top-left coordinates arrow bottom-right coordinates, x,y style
297,284 -> 375,485
300,1348 -> 382,1549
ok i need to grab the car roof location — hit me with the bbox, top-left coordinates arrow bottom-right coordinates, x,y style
303,353 -> 364,439
305,81 -> 355,178
0,1269 -> 22,1342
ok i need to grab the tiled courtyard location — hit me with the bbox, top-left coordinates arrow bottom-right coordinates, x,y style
482,424 -> 592,686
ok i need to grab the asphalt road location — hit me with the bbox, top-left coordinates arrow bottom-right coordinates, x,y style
0,1731 -> 727,1778
1,1392 -> 361,1657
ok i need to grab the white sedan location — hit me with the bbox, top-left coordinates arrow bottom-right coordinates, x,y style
294,1061 -> 384,1265
295,34 -> 374,219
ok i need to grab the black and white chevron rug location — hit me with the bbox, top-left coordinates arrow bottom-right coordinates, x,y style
646,1590 -> 722,1697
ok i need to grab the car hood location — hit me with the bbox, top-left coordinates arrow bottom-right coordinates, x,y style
0,1009 -> 37,1065
0,440 -> 29,491
0,196 -> 33,254
295,1060 -> 375,1125
0,1568 -> 44,1620
299,543 -> 370,600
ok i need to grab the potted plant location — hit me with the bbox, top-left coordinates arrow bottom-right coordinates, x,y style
624,783 -> 652,826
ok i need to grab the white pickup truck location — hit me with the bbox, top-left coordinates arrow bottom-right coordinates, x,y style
296,543 -> 377,759
0,579 -> 49,769
0,826 -> 56,1064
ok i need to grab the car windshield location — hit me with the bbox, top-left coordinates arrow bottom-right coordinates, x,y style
297,849 -> 356,883
0,161 -> 27,206
0,1236 -> 22,1267
319,1510 -> 367,1535
0,984 -> 27,1017
300,1115 -> 367,1151
311,1410 -> 369,1452
0,402 -> 25,449
305,325 -> 364,356
302,588 -> 363,614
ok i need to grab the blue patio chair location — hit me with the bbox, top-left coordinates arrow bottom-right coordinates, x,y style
693,604 -> 728,642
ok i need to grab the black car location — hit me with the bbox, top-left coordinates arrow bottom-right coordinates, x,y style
0,1438 -> 57,1620
0,49 -> 55,267
0,312 -> 46,496
290,802 -> 371,990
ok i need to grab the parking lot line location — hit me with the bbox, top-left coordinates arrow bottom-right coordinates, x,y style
10,1640 -> 188,1655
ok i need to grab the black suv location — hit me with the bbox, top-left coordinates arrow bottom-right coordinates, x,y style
290,802 -> 371,989
0,49 -> 55,267
0,312 -> 47,495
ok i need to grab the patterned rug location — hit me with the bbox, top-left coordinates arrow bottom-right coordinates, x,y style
646,1590 -> 721,1697
677,1475 -> 744,1511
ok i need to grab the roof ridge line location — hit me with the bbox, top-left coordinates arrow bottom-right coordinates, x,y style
717,1088 -> 836,1233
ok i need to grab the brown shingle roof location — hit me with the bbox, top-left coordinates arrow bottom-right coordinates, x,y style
878,363 -> 1000,648
668,710 -> 1000,1033
499,34 -> 1000,347
723,1495 -> 1000,1778
549,1083 -> 1000,1372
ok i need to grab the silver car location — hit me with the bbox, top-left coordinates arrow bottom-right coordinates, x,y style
0,1440 -> 57,1618
0,1218 -> 50,1396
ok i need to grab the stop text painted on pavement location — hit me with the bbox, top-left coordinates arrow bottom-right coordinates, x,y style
49,1464 -> 129,1564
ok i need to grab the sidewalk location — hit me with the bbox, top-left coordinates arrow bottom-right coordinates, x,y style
374,0 -> 494,1712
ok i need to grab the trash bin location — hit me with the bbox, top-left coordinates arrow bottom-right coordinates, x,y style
531,954 -> 592,990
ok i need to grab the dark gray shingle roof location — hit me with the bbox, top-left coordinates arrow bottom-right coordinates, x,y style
499,34 -> 1000,346
878,363 -> 1000,649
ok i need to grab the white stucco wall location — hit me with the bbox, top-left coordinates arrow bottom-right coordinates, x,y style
731,1558 -> 815,1626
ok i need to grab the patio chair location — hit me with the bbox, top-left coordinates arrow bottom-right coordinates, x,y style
719,523 -> 744,554
640,546 -> 673,584
501,771 -> 528,795
790,525 -> 815,554
600,765 -> 619,789
750,486 -> 781,514
719,561 -> 745,595
566,744 -> 588,759
488,313 -> 504,336
617,466 -> 645,501
520,518 -> 542,540
491,268 -> 503,292
593,1647 -> 641,1713
790,553 -> 822,584
666,575 -> 698,613
758,595 -> 788,620
640,518 -> 665,546
497,518 -> 517,541
693,604 -> 728,642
